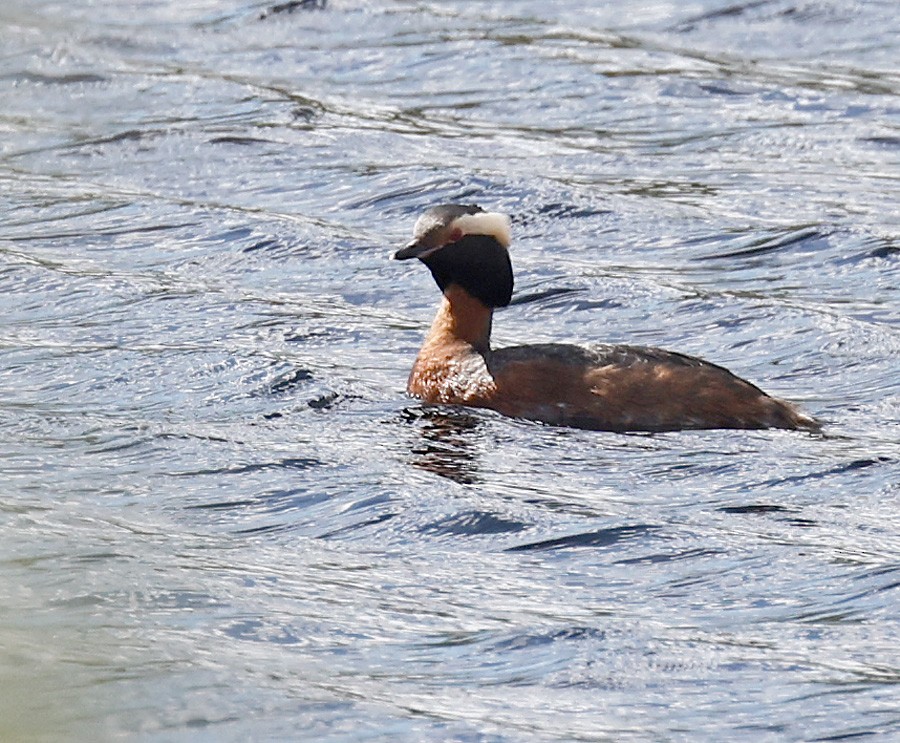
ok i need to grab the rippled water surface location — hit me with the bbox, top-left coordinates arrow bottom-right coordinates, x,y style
2,0 -> 899,740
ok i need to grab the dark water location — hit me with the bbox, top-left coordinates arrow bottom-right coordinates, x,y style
1,0 -> 899,740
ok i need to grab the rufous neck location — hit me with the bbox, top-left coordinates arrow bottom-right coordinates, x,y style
424,283 -> 493,353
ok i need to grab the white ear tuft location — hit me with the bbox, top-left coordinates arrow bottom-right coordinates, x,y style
453,211 -> 512,248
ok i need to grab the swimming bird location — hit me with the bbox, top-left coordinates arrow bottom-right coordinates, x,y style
394,204 -> 820,433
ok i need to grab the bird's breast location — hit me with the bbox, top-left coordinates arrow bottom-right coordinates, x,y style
407,342 -> 498,405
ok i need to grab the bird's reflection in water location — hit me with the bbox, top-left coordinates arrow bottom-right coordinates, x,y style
400,407 -> 484,484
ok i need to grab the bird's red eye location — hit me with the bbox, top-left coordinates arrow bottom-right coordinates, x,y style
449,227 -> 463,242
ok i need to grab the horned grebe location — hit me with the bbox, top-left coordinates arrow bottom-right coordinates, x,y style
394,204 -> 820,433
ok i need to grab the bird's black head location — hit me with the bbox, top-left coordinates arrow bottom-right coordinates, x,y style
394,204 -> 514,308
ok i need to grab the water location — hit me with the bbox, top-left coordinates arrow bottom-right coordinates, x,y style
1,0 -> 898,739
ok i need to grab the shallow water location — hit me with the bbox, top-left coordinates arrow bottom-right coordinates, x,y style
1,0 -> 899,740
